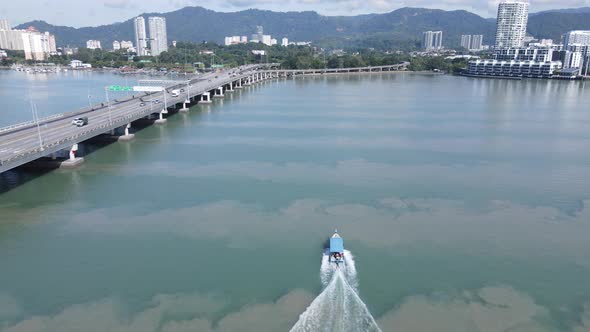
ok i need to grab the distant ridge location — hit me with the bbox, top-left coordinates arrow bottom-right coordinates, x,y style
14,6 -> 590,50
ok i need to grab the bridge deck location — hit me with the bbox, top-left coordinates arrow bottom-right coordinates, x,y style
0,63 -> 408,174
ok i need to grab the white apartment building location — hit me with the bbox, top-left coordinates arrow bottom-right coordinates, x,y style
113,41 -> 120,50
86,40 -> 101,49
120,41 -> 133,49
493,48 -> 553,62
23,31 -> 45,60
563,31 -> 590,47
224,36 -> 246,46
467,59 -> 561,78
134,17 -> 147,56
282,37 -> 289,47
262,35 -> 272,46
148,16 -> 168,56
0,19 -> 10,31
461,35 -> 471,49
461,34 -> 483,51
423,31 -> 443,51
0,22 -> 56,60
562,51 -> 582,70
495,0 -> 529,49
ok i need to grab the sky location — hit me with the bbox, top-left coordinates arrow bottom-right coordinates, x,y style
0,0 -> 589,28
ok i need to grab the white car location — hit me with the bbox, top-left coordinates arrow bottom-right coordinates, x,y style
71,117 -> 88,127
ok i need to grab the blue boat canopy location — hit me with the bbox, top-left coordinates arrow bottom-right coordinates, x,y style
330,237 -> 344,253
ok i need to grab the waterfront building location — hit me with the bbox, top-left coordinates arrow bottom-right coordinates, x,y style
563,31 -> 590,47
86,40 -> 101,49
560,50 -> 583,72
467,59 -> 561,78
495,0 -> 529,49
422,31 -> 443,51
134,17 -> 147,56
282,37 -> 289,47
23,31 -> 45,61
0,49 -> 7,58
148,16 -> 168,56
493,48 -> 553,62
0,22 -> 56,60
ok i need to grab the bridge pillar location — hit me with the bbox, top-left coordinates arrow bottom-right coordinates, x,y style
118,123 -> 135,141
200,92 -> 212,104
214,86 -> 224,98
226,83 -> 234,92
180,98 -> 190,112
155,111 -> 167,124
235,79 -> 243,89
60,144 -> 84,168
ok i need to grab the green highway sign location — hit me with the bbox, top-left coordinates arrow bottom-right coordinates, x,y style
108,85 -> 133,92
211,64 -> 224,68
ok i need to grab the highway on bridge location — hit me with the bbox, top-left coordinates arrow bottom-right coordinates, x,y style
0,64 -> 270,173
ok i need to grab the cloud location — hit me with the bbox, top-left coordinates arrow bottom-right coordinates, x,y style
0,290 -> 312,332
102,0 -> 134,9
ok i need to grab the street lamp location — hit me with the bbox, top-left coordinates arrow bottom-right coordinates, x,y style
104,87 -> 113,125
29,99 -> 44,151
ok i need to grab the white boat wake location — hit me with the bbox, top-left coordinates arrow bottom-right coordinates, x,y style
290,250 -> 382,332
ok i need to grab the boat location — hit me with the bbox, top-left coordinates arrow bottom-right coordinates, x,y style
325,230 -> 345,265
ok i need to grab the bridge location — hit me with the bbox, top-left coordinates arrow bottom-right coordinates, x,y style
0,63 -> 409,174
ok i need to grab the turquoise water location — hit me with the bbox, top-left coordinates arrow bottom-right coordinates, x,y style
1,72 -> 590,331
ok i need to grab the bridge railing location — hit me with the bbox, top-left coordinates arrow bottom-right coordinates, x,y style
0,113 -> 66,134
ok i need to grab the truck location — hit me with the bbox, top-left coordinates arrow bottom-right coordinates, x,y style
171,89 -> 180,97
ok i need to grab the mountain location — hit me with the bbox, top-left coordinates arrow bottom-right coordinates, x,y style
530,7 -> 590,16
528,13 -> 590,41
13,6 -> 590,50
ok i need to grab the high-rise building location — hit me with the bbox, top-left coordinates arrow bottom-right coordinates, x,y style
148,16 -> 168,56
22,31 -> 45,60
282,37 -> 289,47
256,25 -> 264,41
563,31 -> 590,47
134,16 -> 147,56
262,35 -> 272,46
120,41 -> 133,49
461,35 -> 471,50
86,40 -> 101,49
422,31 -> 443,51
113,41 -> 121,50
0,19 -> 10,31
471,35 -> 483,50
0,30 -> 25,50
494,0 -> 529,49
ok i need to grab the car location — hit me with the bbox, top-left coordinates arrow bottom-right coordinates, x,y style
180,89 -> 185,92
139,103 -> 146,107
71,117 -> 88,127
152,99 -> 161,104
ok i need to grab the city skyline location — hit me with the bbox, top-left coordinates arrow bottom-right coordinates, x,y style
1,1 -> 588,28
